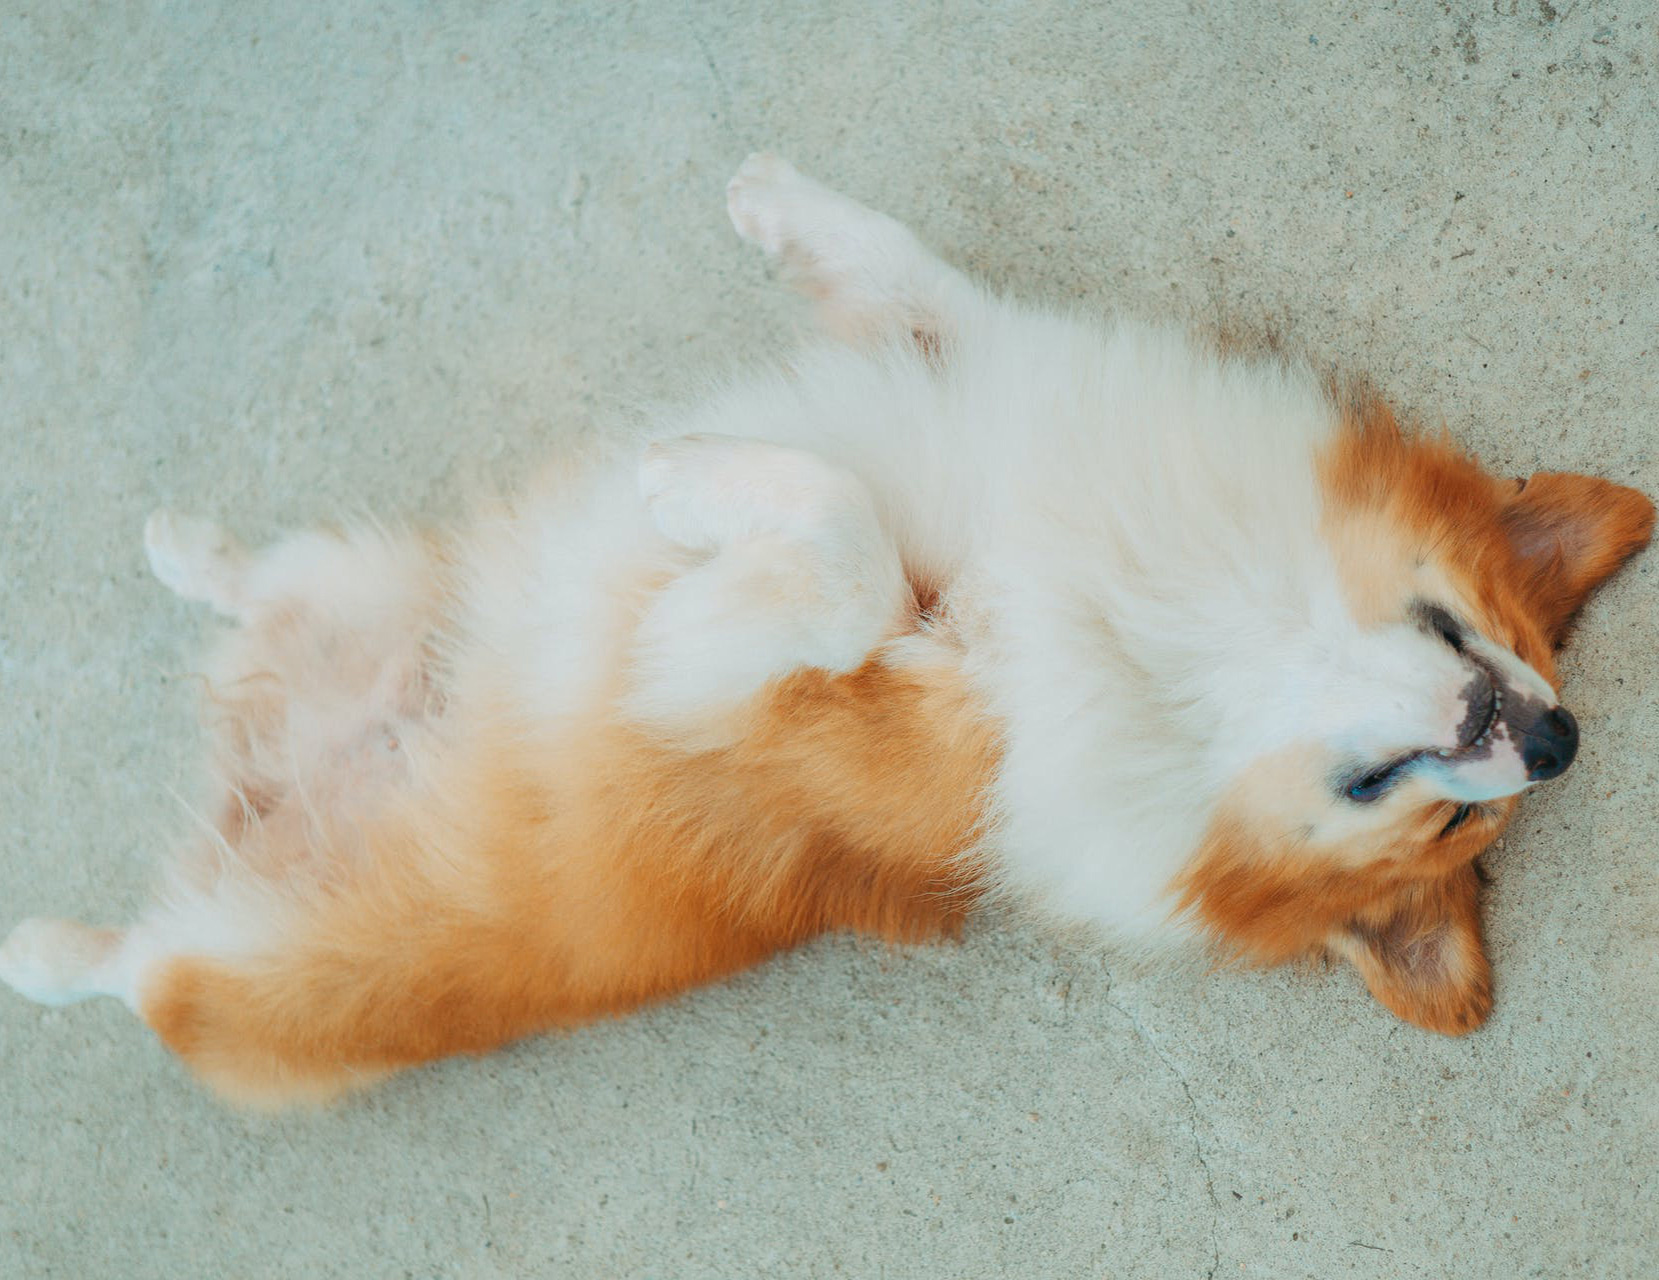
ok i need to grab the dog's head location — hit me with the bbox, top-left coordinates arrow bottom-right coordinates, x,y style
1176,391 -> 1653,1034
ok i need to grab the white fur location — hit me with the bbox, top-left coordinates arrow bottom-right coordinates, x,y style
645,156 -> 1558,930
2,155 -> 1564,1009
727,153 -> 981,342
625,434 -> 911,740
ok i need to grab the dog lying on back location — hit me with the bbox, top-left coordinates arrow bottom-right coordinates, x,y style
2,156 -> 1651,1104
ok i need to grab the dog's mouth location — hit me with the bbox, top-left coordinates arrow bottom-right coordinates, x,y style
1433,668 -> 1503,760
1458,679 -> 1502,750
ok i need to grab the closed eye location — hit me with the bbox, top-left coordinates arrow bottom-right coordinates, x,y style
1438,803 -> 1480,838
1344,757 -> 1413,803
1416,601 -> 1467,654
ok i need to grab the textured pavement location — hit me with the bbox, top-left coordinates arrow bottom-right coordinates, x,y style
2,3 -> 1655,1276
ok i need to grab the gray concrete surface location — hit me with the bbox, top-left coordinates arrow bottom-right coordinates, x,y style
2,3 -> 1655,1276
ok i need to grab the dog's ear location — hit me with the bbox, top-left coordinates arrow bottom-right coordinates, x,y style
1332,865 -> 1491,1035
1501,473 -> 1654,644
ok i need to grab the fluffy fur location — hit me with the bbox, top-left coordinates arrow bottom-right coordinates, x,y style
2,156 -> 1651,1104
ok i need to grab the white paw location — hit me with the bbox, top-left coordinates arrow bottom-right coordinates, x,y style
624,535 -> 900,747
727,153 -> 877,263
640,434 -> 858,553
725,153 -> 942,338
638,434 -> 755,550
631,435 -> 912,736
144,510 -> 244,611
0,917 -> 118,1007
726,152 -> 809,255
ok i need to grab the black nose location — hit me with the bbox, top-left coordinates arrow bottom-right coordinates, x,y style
1522,706 -> 1578,782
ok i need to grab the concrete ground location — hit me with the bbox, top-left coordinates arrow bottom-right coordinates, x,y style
2,3 -> 1654,1276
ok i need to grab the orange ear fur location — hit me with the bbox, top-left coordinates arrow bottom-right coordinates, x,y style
1501,473 -> 1655,644
1329,864 -> 1491,1035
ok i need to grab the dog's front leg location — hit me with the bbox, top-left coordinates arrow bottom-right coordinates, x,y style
623,433 -> 914,746
726,153 -> 984,354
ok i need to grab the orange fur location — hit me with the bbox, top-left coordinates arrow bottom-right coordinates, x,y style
1332,864 -> 1491,1036
1174,389 -> 1653,1032
1500,471 -> 1657,644
135,389 -> 1656,1098
143,654 -> 999,1104
15,158 -> 1655,1103
143,393 -> 1654,1099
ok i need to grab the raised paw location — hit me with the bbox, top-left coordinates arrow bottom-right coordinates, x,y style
144,510 -> 247,615
0,917 -> 123,1007
725,152 -> 971,348
628,434 -> 912,742
727,153 -> 814,256
725,152 -> 891,270
640,434 -> 865,553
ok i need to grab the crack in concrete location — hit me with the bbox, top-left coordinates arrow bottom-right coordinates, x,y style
688,22 -> 735,132
1102,968 -> 1222,1280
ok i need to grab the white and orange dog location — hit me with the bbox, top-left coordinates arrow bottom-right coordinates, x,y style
2,157 -> 1651,1103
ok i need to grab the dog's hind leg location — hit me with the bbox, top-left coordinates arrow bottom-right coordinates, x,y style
726,153 -> 984,351
144,510 -> 251,618
145,510 -> 438,651
3,515 -> 443,1031
0,918 -> 132,1007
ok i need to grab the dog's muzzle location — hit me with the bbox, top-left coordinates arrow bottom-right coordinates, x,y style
1517,705 -> 1578,782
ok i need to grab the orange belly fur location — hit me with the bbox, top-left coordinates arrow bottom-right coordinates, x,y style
143,654 -> 999,1104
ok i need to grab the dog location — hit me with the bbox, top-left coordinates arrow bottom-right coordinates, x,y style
2,156 -> 1651,1104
